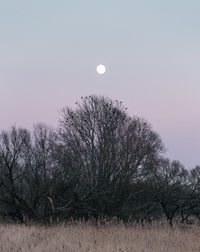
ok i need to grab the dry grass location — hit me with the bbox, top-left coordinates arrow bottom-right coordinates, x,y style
0,221 -> 200,252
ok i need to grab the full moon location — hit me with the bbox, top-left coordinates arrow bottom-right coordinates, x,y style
96,64 -> 106,75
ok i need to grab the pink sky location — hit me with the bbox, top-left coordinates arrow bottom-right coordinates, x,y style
1,0 -> 200,168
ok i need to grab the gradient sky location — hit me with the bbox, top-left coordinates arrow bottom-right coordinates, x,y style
1,0 -> 200,168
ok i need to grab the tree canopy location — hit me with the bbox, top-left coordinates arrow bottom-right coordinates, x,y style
0,95 -> 199,227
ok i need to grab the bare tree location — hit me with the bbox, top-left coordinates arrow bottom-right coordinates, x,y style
3,96 -> 199,225
149,158 -> 189,227
182,166 -> 200,222
23,123 -> 57,221
55,95 -> 164,218
0,124 -> 58,222
0,126 -> 32,221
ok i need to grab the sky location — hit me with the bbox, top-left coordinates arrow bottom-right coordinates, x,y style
1,0 -> 200,169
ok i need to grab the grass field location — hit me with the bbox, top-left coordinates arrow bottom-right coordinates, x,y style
0,221 -> 200,252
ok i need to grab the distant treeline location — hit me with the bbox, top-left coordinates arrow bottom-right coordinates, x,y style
0,95 -> 199,227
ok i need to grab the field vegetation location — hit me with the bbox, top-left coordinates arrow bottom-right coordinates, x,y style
0,221 -> 200,252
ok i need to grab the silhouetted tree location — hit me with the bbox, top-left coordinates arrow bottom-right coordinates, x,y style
0,126 -> 32,221
0,95 -> 199,226
55,95 -> 164,219
149,158 -> 189,227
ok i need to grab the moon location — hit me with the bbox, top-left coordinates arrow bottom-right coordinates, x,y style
96,64 -> 106,75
